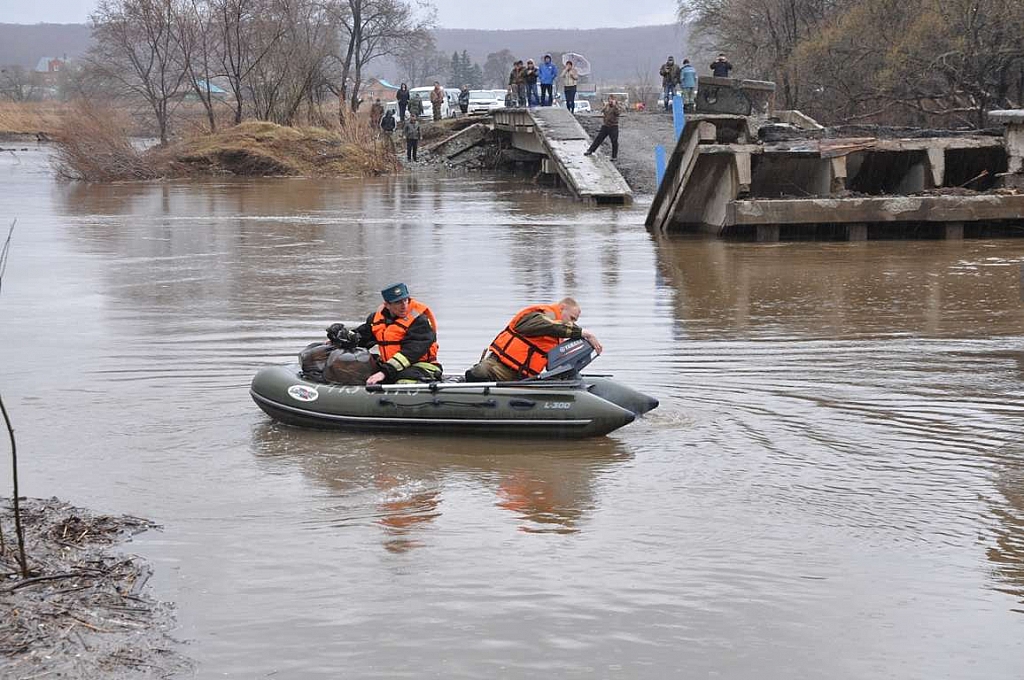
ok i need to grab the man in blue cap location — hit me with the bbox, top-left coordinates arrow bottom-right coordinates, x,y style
347,283 -> 442,385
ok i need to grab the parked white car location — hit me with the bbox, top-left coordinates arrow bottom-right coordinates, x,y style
467,89 -> 504,114
409,86 -> 450,120
573,100 -> 592,113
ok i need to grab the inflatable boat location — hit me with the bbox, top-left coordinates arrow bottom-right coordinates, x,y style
250,340 -> 658,438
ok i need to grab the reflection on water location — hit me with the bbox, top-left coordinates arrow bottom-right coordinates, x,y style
2,149 -> 1023,678
251,425 -> 631,550
989,447 -> 1024,611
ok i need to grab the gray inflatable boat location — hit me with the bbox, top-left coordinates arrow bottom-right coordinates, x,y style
249,340 -> 658,438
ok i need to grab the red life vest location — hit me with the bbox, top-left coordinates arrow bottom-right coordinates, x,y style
370,299 -> 439,364
488,304 -> 562,377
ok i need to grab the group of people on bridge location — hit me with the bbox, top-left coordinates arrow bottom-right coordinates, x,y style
324,282 -> 602,385
507,55 -> 582,113
659,52 -> 733,112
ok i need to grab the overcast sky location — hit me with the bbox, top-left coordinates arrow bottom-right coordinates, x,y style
0,0 -> 678,29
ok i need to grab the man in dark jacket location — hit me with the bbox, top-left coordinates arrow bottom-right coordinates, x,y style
659,56 -> 681,111
710,53 -> 733,77
350,283 -> 441,385
380,110 -> 396,134
583,95 -> 623,161
408,92 -> 424,118
458,84 -> 471,114
396,83 -> 410,121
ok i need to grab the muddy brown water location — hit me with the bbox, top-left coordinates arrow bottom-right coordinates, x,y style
1,149 -> 1023,678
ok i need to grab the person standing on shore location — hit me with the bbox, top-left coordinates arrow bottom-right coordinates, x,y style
583,94 -> 623,161
403,116 -> 421,162
397,83 -> 410,121
458,84 -> 471,115
538,54 -> 558,107
430,82 -> 445,121
369,98 -> 384,128
562,60 -> 579,113
408,92 -> 423,119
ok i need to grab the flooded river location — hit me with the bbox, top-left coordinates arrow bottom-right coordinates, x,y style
2,149 -> 1023,678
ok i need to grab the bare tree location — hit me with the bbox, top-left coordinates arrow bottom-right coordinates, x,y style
338,0 -> 434,115
215,0 -> 286,125
630,58 -> 657,109
393,29 -> 446,87
483,48 -> 515,89
89,0 -> 191,145
172,0 -> 223,131
0,66 -> 41,102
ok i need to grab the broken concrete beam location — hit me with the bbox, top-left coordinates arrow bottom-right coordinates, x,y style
728,194 -> 1024,226
926,147 -> 945,188
775,110 -> 824,131
989,109 -> 1024,174
733,152 -> 751,196
697,122 -> 717,143
830,156 -> 848,194
696,76 -> 776,116
428,123 -> 492,159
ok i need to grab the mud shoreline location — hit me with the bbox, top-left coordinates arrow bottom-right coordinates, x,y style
1,497 -> 189,678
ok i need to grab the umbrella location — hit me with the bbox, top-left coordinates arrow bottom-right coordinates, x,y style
562,52 -> 591,76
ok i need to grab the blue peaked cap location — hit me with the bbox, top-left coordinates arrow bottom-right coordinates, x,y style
381,282 -> 410,303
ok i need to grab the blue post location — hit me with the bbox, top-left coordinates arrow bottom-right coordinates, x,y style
655,145 -> 667,188
672,94 -> 685,140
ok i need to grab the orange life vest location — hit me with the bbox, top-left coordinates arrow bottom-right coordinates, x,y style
488,304 -> 562,378
370,299 -> 439,364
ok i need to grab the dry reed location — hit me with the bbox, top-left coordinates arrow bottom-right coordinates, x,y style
0,102 -> 68,136
51,101 -> 156,182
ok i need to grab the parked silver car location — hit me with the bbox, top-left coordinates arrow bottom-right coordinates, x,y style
467,89 -> 504,114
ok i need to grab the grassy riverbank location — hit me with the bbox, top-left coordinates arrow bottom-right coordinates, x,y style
51,104 -> 398,181
0,102 -> 68,139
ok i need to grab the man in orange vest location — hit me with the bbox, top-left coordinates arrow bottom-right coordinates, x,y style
350,282 -> 442,385
465,297 -> 602,382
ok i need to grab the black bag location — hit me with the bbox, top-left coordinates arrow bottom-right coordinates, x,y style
299,342 -> 334,382
324,347 -> 379,384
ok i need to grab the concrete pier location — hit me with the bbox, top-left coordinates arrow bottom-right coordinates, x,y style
648,104 -> 1024,240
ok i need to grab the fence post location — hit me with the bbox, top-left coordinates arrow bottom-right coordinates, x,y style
655,145 -> 667,189
672,94 -> 685,140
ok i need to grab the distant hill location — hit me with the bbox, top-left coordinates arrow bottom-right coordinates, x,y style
0,21 -> 690,85
0,23 -> 93,67
427,24 -> 691,84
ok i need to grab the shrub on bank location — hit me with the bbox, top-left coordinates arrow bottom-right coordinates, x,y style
52,104 -> 398,182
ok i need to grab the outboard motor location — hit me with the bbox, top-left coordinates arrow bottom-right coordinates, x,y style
540,339 -> 597,380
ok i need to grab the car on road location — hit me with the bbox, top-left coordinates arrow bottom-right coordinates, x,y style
467,89 -> 504,114
573,100 -> 592,114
